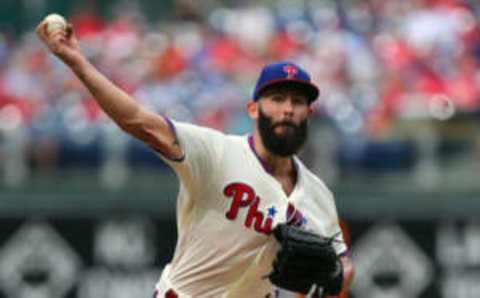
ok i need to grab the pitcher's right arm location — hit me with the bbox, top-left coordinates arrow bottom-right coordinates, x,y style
36,18 -> 182,160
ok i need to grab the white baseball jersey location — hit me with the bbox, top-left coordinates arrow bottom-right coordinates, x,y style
154,120 -> 347,298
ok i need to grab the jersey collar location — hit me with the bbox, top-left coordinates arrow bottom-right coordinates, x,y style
247,135 -> 298,177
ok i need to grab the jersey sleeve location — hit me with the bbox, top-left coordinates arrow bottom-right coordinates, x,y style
155,118 -> 225,190
324,191 -> 348,256
306,175 -> 348,256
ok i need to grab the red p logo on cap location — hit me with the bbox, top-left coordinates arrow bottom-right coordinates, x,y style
283,64 -> 298,79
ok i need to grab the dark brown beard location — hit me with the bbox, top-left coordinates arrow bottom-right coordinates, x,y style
258,108 -> 308,157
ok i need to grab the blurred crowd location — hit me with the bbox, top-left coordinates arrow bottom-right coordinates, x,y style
0,0 -> 479,185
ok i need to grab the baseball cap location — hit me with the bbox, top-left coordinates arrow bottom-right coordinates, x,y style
253,61 -> 319,102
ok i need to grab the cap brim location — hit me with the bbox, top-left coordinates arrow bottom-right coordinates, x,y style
255,79 -> 320,103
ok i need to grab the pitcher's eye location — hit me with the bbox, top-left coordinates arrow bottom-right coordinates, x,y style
271,95 -> 285,102
292,96 -> 308,105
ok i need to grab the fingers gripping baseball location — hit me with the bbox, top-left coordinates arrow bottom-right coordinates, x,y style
36,15 -> 81,65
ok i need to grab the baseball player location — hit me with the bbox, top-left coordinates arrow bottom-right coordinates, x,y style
36,17 -> 354,298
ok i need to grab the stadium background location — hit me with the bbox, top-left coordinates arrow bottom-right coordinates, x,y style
0,0 -> 479,297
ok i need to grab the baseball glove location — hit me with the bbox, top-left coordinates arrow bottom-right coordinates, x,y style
268,224 -> 343,297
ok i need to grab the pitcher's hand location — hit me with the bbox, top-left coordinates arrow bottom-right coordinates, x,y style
36,18 -> 82,67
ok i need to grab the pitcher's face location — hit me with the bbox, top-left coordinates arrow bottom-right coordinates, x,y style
255,86 -> 311,156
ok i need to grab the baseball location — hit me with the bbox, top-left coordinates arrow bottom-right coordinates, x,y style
44,13 -> 67,34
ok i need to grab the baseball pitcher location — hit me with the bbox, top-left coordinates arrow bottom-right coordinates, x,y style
36,15 -> 354,298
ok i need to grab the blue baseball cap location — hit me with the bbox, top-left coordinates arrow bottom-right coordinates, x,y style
253,61 -> 319,102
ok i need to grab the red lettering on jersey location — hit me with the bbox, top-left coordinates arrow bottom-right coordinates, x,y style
286,203 -> 305,227
224,182 -> 255,220
245,196 -> 263,231
223,183 -> 273,235
261,216 -> 273,234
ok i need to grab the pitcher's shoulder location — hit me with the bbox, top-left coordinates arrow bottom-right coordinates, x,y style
296,159 -> 334,198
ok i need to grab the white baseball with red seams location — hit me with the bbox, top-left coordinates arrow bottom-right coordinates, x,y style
44,13 -> 67,34
154,120 -> 347,298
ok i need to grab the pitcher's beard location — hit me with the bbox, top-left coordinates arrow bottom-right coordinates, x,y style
258,108 -> 308,157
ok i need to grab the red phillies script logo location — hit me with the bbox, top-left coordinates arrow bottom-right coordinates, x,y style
223,182 -> 273,234
286,203 -> 306,227
283,65 -> 298,79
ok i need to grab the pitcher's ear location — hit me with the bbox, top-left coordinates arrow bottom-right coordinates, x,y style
247,100 -> 258,119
